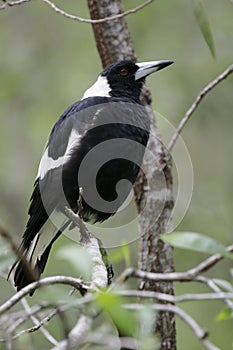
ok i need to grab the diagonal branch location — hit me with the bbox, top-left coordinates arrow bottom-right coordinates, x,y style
1,0 -> 154,23
124,303 -> 220,350
20,297 -> 58,346
167,63 -> 233,153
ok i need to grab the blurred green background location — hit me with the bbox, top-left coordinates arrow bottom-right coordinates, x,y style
0,0 -> 233,349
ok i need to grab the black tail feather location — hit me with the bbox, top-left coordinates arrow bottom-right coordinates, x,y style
12,219 -> 71,296
14,257 -> 40,295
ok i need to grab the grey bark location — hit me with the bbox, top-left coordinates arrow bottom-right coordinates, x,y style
87,1 -> 176,349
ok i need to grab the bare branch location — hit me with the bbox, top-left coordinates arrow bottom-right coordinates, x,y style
20,298 -> 58,346
117,289 -> 233,303
51,315 -> 93,350
0,306 -> 56,342
0,0 -> 30,10
167,63 -> 233,153
187,244 -> 233,276
26,309 -> 57,333
197,276 -> 233,311
0,276 -> 89,315
111,243 -> 233,288
125,303 -> 220,350
1,0 -> 154,24
48,207 -> 109,350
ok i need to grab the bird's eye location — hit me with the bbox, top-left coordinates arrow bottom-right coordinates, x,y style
120,68 -> 129,77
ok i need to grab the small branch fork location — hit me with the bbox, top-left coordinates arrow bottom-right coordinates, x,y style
0,0 -> 154,23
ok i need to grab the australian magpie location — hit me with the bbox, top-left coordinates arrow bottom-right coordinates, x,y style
10,59 -> 173,292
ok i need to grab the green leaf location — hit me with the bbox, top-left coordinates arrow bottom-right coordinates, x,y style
96,292 -> 137,337
216,307 -> 233,321
192,0 -> 216,58
160,232 -> 233,259
56,244 -> 93,280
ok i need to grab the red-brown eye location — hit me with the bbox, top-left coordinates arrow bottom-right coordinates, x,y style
120,68 -> 129,76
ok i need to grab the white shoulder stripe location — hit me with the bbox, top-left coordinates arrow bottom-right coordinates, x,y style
81,75 -> 111,100
37,128 -> 81,180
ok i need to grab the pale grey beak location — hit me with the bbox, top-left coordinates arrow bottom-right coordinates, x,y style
135,60 -> 174,81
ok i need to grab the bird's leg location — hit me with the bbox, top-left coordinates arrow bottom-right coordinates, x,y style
65,205 -> 114,286
77,187 -> 84,217
67,187 -> 84,230
97,238 -> 114,285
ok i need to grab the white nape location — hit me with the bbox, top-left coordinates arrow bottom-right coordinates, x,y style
37,128 -> 81,180
82,75 -> 111,100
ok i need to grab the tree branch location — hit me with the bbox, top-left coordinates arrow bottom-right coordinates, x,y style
0,276 -> 89,315
64,206 -> 110,289
0,0 -> 154,23
111,243 -> 233,285
118,290 -> 233,303
47,206 -> 109,350
167,63 -> 233,153
124,304 -> 220,350
20,297 -> 58,346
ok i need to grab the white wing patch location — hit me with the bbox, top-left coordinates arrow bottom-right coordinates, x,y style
82,75 -> 111,100
37,128 -> 81,180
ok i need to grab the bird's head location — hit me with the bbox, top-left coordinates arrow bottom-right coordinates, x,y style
82,59 -> 173,101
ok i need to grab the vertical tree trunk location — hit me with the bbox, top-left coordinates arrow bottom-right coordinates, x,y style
87,1 -> 176,348
136,90 -> 176,349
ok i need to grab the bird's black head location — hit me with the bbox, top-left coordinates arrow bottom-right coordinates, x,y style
101,60 -> 141,99
82,59 -> 173,101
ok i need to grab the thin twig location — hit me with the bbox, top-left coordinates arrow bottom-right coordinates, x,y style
0,306 -> 56,342
197,276 -> 233,311
188,244 -> 233,276
167,63 -> 233,153
125,303 -> 220,350
20,298 -> 58,346
117,290 -> 233,303
27,308 -> 57,333
0,0 -> 30,9
1,0 -> 154,24
111,243 -> 233,288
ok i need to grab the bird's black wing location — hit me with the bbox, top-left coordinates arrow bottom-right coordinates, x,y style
13,96 -> 150,291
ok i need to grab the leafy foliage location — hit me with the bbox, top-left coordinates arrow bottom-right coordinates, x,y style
96,291 -> 137,337
161,232 -> 233,259
216,307 -> 233,321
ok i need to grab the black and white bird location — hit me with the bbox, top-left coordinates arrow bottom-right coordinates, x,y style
10,59 -> 173,292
